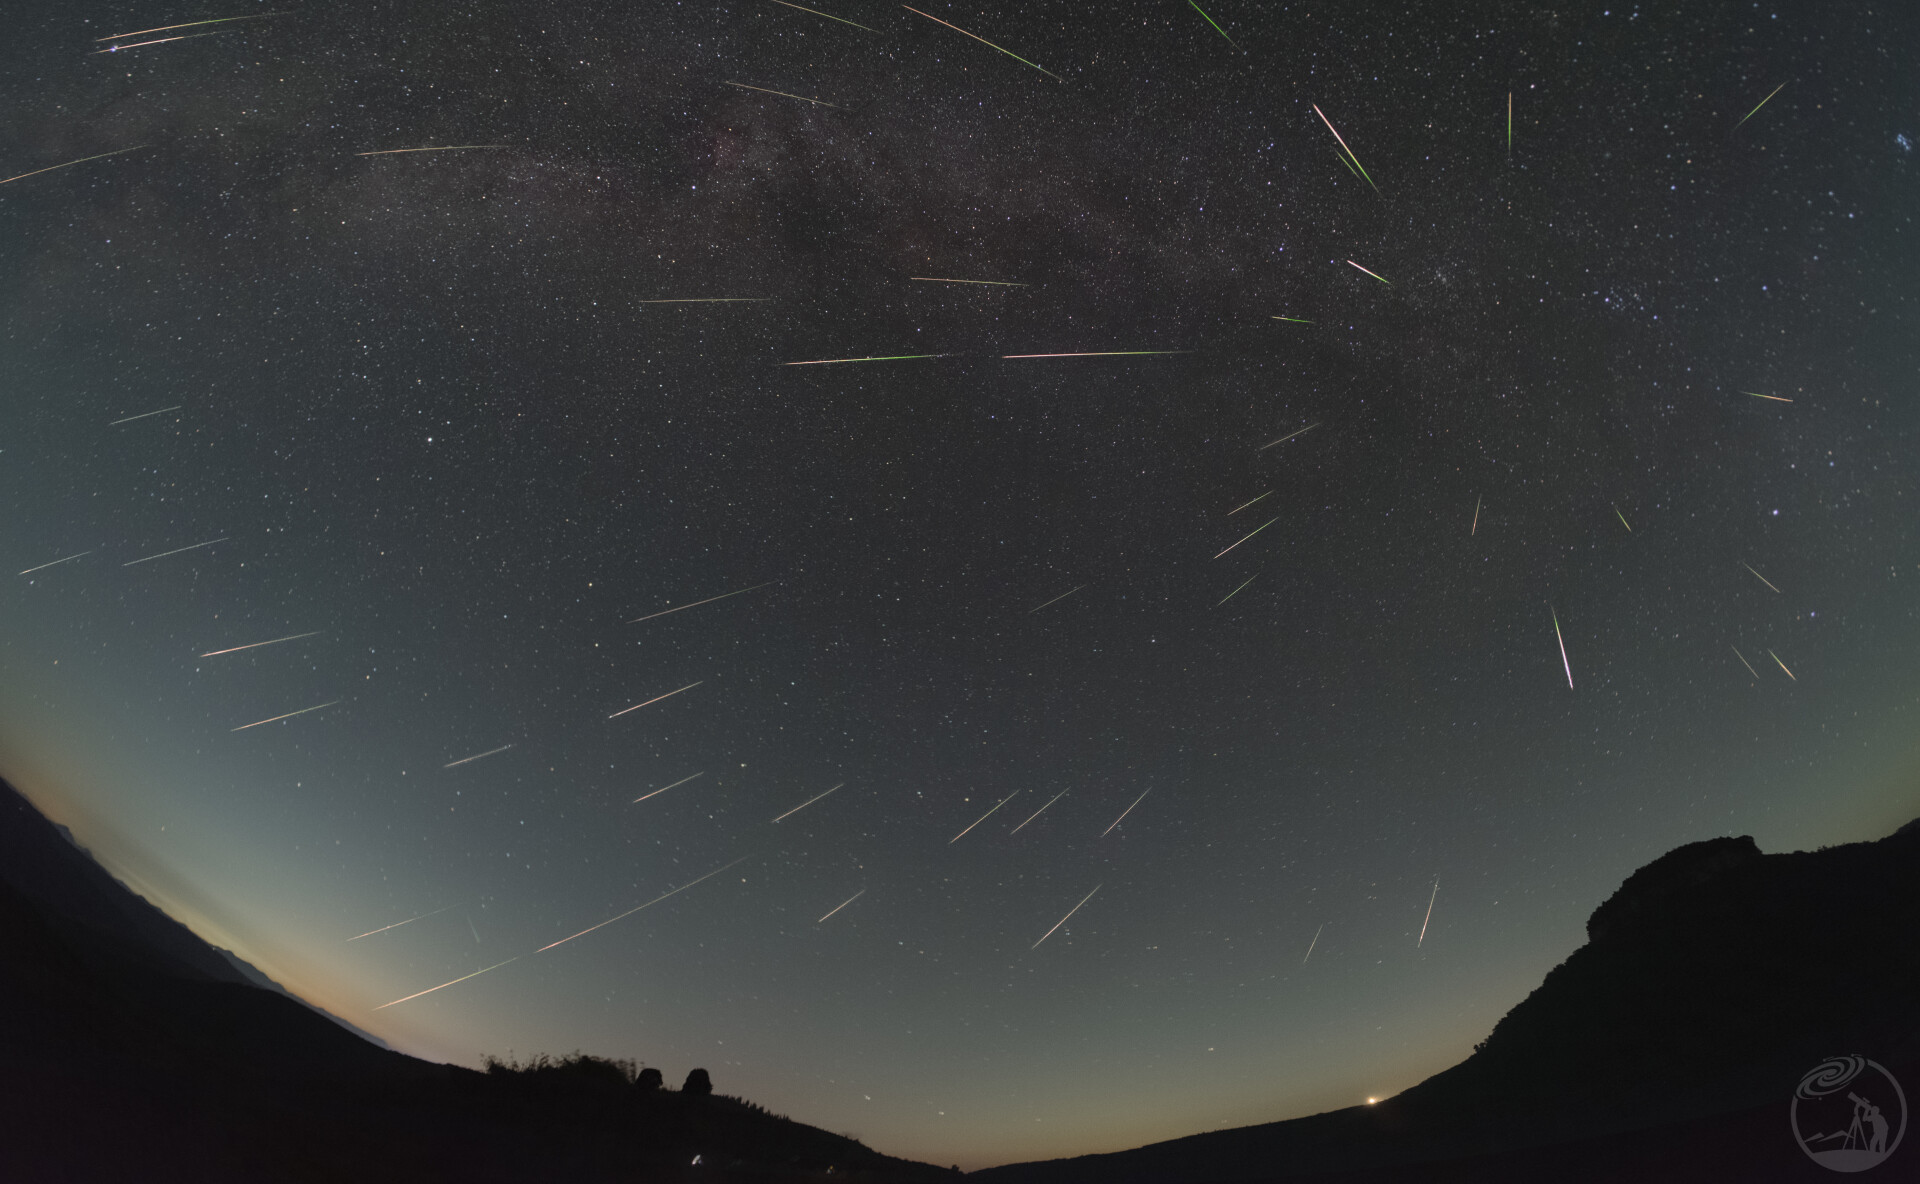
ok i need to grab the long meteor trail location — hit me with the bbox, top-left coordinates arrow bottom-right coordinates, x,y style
1003,350 -> 1189,358
1471,495 -> 1482,536
1551,605 -> 1573,689
608,680 -> 704,717
1187,0 -> 1240,49
1731,646 -> 1760,679
950,791 -> 1020,844
232,700 -> 341,731
1303,923 -> 1324,964
1769,650 -> 1796,681
768,0 -> 877,32
355,145 -> 509,156
1734,83 -> 1786,131
538,855 -> 752,952
1011,789 -> 1069,834
123,537 -> 229,566
783,354 -> 938,365
1418,880 -> 1438,947
818,889 -> 866,922
628,581 -> 773,623
1346,259 -> 1392,285
902,6 -> 1062,81
349,907 -> 451,942
1312,104 -> 1377,192
911,276 -> 1029,286
1259,422 -> 1319,450
444,744 -> 514,769
1027,585 -> 1086,614
639,297 -> 772,304
200,630 -> 322,657
635,771 -> 704,803
2,145 -> 148,187
1742,391 -> 1793,402
1032,884 -> 1102,949
1214,517 -> 1278,559
1742,562 -> 1781,593
374,956 -> 521,1009
1229,491 -> 1271,515
19,552 -> 91,575
96,12 -> 290,40
110,405 -> 181,424
725,81 -> 841,108
1101,789 -> 1151,837
772,783 -> 844,823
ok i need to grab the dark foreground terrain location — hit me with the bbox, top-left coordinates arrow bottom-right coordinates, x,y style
0,776 -> 953,1183
974,818 -> 1920,1184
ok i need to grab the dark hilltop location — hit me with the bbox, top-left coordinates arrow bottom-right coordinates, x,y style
0,775 -> 954,1183
972,817 -> 1920,1184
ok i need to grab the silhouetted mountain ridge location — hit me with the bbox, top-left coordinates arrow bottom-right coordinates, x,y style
971,819 -> 1920,1184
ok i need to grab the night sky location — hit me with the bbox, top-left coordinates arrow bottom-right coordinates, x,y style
2,0 -> 1917,1170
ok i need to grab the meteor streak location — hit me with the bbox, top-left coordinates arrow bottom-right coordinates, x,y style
1214,516 -> 1278,559
96,11 -> 290,40
199,630 -> 322,657
818,889 -> 866,922
1027,585 -> 1086,614
1551,605 -> 1573,689
91,32 -> 226,52
768,0 -> 877,31
1614,504 -> 1632,531
374,956 -> 521,1009
1346,259 -> 1392,285
638,297 -> 772,303
122,537 -> 230,566
724,81 -> 841,107
354,145 -> 509,156
1733,83 -> 1786,131
444,744 -> 514,769
1187,0 -> 1239,49
348,906 -> 451,942
910,277 -> 1029,286
1002,350 -> 1189,358
19,551 -> 90,575
950,791 -> 1020,843
538,855 -> 752,952
772,783 -> 845,823
1768,650 -> 1796,681
783,354 -> 937,365
110,405 -> 181,424
1010,789 -> 1069,833
1418,879 -> 1438,947
1216,574 -> 1258,606
1731,646 -> 1760,679
231,700 -> 341,731
1270,315 -> 1314,323
1507,92 -> 1512,155
1471,495 -> 1482,536
1101,789 -> 1151,837
901,6 -> 1063,81
608,680 -> 704,717
1228,491 -> 1271,514
635,771 -> 704,803
1031,884 -> 1101,949
1,145 -> 148,186
1303,922 -> 1324,964
1259,422 -> 1319,450
1742,391 -> 1793,402
1741,562 -> 1781,593
1312,104 -> 1377,192
627,581 -> 773,623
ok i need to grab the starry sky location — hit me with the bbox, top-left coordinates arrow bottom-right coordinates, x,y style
2,0 -> 1917,1170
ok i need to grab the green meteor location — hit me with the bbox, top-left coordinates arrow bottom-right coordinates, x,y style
1614,504 -> 1631,532
903,6 -> 1062,82
1270,315 -> 1314,323
95,11 -> 290,40
1313,104 -> 1378,193
1187,1 -> 1240,50
767,0 -> 878,32
1734,83 -> 1785,131
1216,574 -> 1258,606
1346,259 -> 1392,285
1507,92 -> 1513,155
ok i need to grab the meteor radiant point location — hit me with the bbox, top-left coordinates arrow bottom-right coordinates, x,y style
200,630 -> 323,657
635,771 -> 704,803
772,783 -> 845,823
608,680 -> 705,717
1032,884 -> 1102,950
901,6 -> 1063,82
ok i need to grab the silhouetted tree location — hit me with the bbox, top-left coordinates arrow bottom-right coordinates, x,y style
636,1066 -> 663,1090
683,1067 -> 713,1096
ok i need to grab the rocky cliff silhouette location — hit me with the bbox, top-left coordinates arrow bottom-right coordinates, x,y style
0,775 -> 952,1182
971,818 -> 1920,1184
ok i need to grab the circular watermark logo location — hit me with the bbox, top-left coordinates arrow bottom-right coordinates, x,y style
1791,1056 -> 1907,1172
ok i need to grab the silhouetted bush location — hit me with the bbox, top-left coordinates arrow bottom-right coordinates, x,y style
636,1066 -> 663,1090
482,1050 -> 636,1089
683,1067 -> 713,1095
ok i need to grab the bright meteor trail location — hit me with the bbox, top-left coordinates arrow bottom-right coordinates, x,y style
1259,422 -> 1319,450
2,145 -> 148,186
950,791 -> 1020,843
96,11 -> 290,40
1002,351 -> 1190,358
19,552 -> 91,575
1733,83 -> 1786,131
1010,789 -> 1069,834
772,783 -> 845,823
199,630 -> 322,657
538,855 -> 753,952
635,771 -> 704,803
231,700 -> 342,731
1742,563 -> 1781,593
1214,517 -> 1278,559
110,405 -> 181,425
1101,789 -> 1151,837
374,956 -> 522,1010
818,889 -> 866,922
767,0 -> 877,32
608,681 -> 705,717
783,355 -> 937,365
1313,104 -> 1378,193
122,537 -> 229,566
444,744 -> 514,769
1032,885 -> 1102,950
724,81 -> 841,108
1418,879 -> 1438,947
348,907 -> 451,942
627,582 -> 774,623
1346,260 -> 1392,285
901,6 -> 1063,82
354,145 -> 509,156
1027,585 -> 1087,614
1551,606 -> 1573,689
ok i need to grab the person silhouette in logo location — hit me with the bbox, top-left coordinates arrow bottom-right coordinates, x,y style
1847,1091 -> 1889,1154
